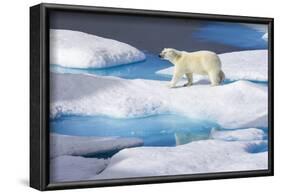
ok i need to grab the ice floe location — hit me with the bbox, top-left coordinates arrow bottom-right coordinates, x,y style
50,133 -> 143,158
94,139 -> 267,179
156,50 -> 268,82
50,73 -> 268,129
50,29 -> 145,69
50,155 -> 108,182
262,33 -> 268,41
210,128 -> 265,141
49,128 -> 268,182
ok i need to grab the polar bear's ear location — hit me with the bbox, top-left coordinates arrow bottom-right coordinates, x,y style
170,49 -> 181,58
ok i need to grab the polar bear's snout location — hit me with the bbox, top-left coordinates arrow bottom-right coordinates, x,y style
159,49 -> 165,58
159,48 -> 180,61
159,49 -> 168,59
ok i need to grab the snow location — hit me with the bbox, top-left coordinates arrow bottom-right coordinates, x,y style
50,72 -> 268,129
50,155 -> 108,182
210,128 -> 265,141
94,138 -> 267,179
156,50 -> 268,82
50,133 -> 143,159
50,29 -> 145,69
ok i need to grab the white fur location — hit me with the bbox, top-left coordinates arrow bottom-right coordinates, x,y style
159,48 -> 225,87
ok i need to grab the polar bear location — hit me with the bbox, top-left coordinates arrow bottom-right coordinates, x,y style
159,48 -> 225,88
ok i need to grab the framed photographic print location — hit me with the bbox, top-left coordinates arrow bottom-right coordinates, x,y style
30,3 -> 274,191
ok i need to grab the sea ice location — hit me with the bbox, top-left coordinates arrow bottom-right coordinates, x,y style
50,133 -> 143,158
50,29 -> 146,69
49,129 -> 268,182
50,72 -> 268,129
210,128 -> 265,141
262,33 -> 268,41
94,138 -> 267,179
50,155 -> 108,182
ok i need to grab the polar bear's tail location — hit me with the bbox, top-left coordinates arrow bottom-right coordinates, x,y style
219,70 -> 225,84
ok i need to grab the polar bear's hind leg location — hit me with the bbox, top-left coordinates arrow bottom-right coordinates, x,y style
219,70 -> 225,84
208,71 -> 221,86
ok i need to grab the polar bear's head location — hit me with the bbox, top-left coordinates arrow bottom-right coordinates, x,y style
159,48 -> 181,63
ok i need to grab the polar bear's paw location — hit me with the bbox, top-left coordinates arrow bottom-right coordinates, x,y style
166,83 -> 176,88
183,82 -> 192,87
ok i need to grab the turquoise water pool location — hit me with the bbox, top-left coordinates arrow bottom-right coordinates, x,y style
50,114 -> 220,147
51,53 -> 172,81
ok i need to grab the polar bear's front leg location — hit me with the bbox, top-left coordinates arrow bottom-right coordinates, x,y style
183,73 -> 193,87
168,71 -> 184,88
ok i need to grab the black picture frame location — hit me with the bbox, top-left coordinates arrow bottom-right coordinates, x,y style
30,3 -> 274,191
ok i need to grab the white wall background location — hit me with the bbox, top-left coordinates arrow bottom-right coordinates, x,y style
0,0 -> 279,193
